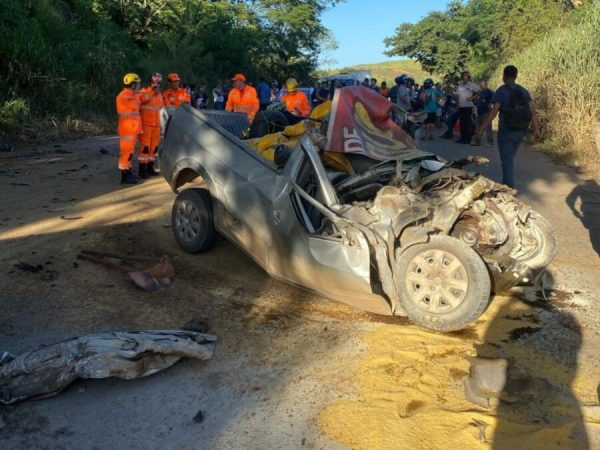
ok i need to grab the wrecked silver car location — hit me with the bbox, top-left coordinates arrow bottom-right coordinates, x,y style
159,86 -> 556,331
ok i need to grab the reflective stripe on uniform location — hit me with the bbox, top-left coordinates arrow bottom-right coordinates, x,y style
120,135 -> 135,141
119,112 -> 140,117
140,105 -> 161,111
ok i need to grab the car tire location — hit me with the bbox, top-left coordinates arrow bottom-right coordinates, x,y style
395,235 -> 491,332
248,110 -> 290,138
172,188 -> 218,253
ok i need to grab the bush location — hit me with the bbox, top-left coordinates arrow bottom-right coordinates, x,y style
492,4 -> 600,176
0,97 -> 30,137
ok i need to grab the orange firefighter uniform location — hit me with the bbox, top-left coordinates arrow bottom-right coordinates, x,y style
162,73 -> 191,115
281,90 -> 311,117
116,87 -> 142,170
226,74 -> 259,122
226,86 -> 259,121
139,86 -> 164,163
162,87 -> 190,110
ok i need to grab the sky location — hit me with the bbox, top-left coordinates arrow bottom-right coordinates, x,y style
320,0 -> 450,68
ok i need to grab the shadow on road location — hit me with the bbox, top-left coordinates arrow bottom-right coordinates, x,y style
474,298 -> 588,448
567,179 -> 600,257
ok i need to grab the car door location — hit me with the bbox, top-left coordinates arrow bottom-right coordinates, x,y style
268,136 -> 374,301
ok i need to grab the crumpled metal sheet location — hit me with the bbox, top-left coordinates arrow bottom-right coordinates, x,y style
0,330 -> 216,404
463,357 -> 508,408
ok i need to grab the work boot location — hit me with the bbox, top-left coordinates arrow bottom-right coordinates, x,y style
146,161 -> 159,176
138,163 -> 148,179
120,170 -> 139,185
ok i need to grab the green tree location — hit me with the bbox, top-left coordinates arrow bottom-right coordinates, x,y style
1,0 -> 341,138
384,0 -> 577,81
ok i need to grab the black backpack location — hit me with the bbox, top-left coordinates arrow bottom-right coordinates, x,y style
504,85 -> 532,130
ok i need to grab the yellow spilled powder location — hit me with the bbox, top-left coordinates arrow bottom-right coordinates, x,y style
319,296 -> 599,449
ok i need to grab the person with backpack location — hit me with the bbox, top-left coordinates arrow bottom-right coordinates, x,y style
474,65 -> 540,187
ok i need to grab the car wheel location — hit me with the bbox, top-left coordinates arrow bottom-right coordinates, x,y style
172,188 -> 218,253
395,235 -> 491,332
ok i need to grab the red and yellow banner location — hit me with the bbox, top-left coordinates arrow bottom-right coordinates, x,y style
325,86 -> 425,161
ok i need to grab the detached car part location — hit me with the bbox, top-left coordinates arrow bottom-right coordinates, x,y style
0,330 -> 216,404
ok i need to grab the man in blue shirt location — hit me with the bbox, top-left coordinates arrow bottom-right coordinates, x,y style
475,65 -> 540,187
472,80 -> 494,146
256,77 -> 272,111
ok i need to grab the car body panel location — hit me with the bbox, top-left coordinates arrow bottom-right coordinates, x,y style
161,105 -> 391,315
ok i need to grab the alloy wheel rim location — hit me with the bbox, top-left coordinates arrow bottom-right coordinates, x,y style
175,200 -> 201,242
405,249 -> 469,313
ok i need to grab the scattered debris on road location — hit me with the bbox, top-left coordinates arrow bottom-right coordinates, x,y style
0,330 -> 216,404
13,261 -> 59,281
59,215 -> 83,220
193,410 -> 205,424
14,261 -> 43,273
463,357 -> 508,408
471,419 -> 488,442
77,250 -> 175,292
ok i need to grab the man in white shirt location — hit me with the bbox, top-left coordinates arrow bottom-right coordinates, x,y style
455,71 -> 480,144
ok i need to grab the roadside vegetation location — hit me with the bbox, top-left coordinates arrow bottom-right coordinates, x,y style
490,6 -> 600,177
0,0 -> 339,142
385,0 -> 600,178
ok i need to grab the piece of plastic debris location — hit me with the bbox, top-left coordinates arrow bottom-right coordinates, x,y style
193,410 -> 205,424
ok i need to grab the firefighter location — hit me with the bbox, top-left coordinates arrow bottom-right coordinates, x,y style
162,73 -> 191,115
281,78 -> 311,117
225,73 -> 259,122
139,72 -> 164,178
116,73 -> 142,184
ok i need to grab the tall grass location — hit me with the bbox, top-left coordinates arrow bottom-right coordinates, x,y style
492,4 -> 600,177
